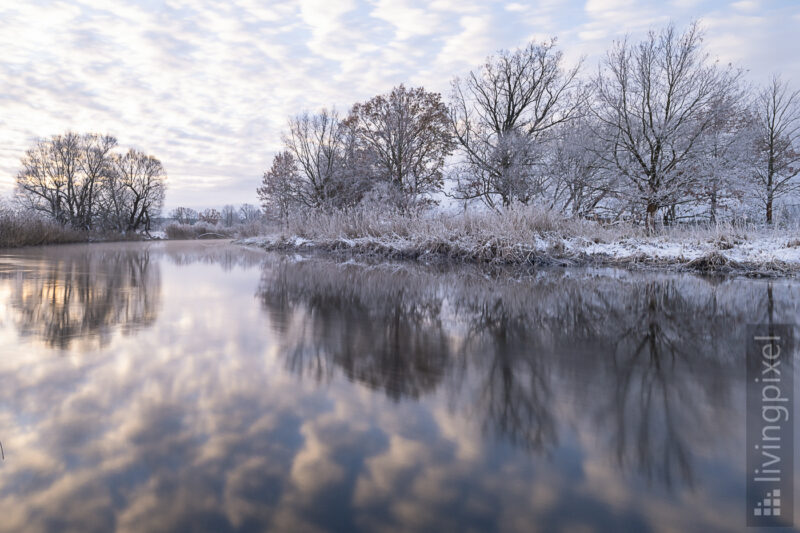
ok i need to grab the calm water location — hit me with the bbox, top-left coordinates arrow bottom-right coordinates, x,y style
0,240 -> 798,533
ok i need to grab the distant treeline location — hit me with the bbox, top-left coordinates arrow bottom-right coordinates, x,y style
257,21 -> 800,229
168,204 -> 262,226
163,204 -> 264,240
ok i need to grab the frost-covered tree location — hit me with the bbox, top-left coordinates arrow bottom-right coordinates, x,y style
220,204 -> 238,227
592,22 -> 742,229
748,75 -> 800,224
258,150 -> 302,223
238,203 -> 262,223
690,91 -> 753,222
450,39 -> 583,209
199,208 -> 221,225
346,85 -> 453,208
283,109 -> 365,209
284,109 -> 342,208
170,207 -> 198,224
544,118 -> 614,217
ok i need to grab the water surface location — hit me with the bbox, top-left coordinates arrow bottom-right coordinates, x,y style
0,240 -> 798,532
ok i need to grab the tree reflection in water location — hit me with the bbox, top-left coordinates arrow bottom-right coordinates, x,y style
259,256 -> 799,489
7,245 -> 161,349
260,263 -> 450,400
2,242 -> 268,351
2,244 -> 799,532
165,243 -> 265,271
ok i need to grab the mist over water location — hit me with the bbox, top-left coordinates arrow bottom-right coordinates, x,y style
0,241 -> 798,532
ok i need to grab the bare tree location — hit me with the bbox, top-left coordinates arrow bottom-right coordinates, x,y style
238,203 -> 262,223
108,149 -> 167,232
16,132 -> 166,232
258,150 -> 302,224
220,204 -> 238,227
77,134 -> 117,229
284,109 -> 348,208
199,208 -> 221,225
450,39 -> 584,208
592,22 -> 742,229
170,207 -> 199,224
17,132 -> 90,227
749,75 -> 800,224
346,85 -> 453,208
544,118 -> 614,217
691,92 -> 753,222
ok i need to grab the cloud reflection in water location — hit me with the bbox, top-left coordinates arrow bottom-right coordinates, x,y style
0,242 -> 798,532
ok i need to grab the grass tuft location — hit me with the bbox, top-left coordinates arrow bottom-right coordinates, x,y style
0,212 -> 88,248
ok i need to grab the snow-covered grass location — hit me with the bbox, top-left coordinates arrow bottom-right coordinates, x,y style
0,210 -> 157,248
239,206 -> 800,276
0,211 -> 87,247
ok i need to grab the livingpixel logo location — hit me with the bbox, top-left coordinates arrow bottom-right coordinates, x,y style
753,489 -> 782,517
747,325 -> 794,527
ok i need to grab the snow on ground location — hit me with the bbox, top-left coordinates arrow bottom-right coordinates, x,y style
578,238 -> 706,261
238,232 -> 800,274
576,235 -> 800,265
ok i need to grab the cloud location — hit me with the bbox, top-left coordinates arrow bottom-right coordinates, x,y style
0,0 -> 797,210
731,0 -> 759,11
584,0 -> 637,14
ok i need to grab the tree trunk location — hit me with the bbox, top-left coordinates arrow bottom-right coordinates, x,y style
766,190 -> 773,225
766,145 -> 774,224
646,202 -> 658,233
709,189 -> 717,223
662,204 -> 676,226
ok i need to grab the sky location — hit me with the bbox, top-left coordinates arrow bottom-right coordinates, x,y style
1,0 -> 799,212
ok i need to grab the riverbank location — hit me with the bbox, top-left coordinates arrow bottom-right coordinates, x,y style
0,214 -> 89,248
238,208 -> 800,277
0,212 -> 156,248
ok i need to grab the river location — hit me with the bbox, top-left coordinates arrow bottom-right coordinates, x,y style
0,240 -> 797,532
